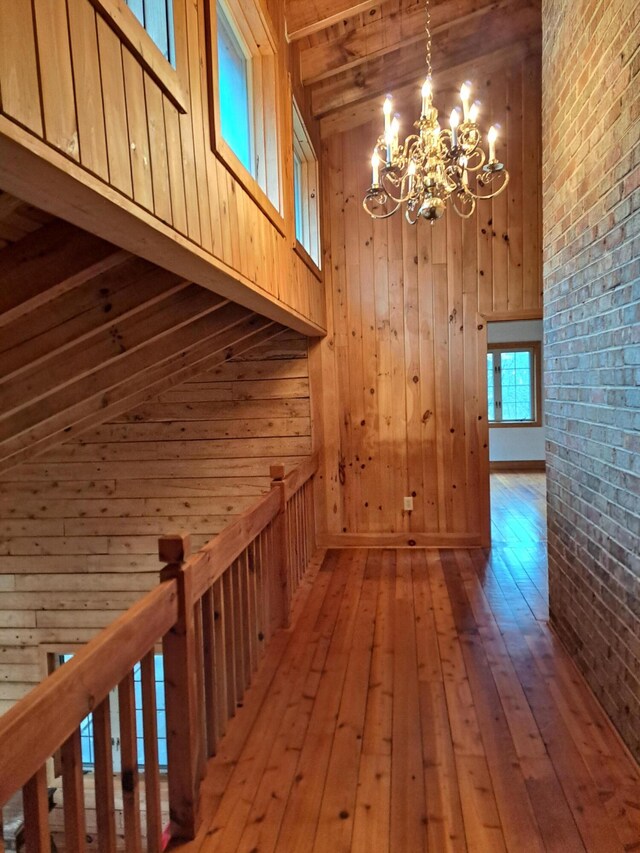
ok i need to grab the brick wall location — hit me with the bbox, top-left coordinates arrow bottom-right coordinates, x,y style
542,0 -> 640,758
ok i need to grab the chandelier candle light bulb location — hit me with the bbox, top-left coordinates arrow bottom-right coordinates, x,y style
408,160 -> 416,192
371,153 -> 380,186
421,78 -> 432,116
363,0 -> 509,223
488,125 -> 498,163
460,82 -> 471,121
391,116 -> 400,153
383,95 -> 393,134
450,108 -> 460,148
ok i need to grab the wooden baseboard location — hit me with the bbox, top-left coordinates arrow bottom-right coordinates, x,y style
318,532 -> 488,549
490,460 -> 546,472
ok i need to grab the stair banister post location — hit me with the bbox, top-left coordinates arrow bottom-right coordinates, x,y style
270,464 -> 291,629
159,533 -> 200,841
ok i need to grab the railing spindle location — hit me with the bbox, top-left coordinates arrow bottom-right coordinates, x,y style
245,547 -> 258,672
231,560 -> 247,696
270,465 -> 291,628
193,599 -> 207,784
201,588 -> 218,757
22,766 -> 50,853
212,579 -> 228,738
140,652 -> 162,853
93,697 -> 117,853
222,568 -> 237,717
61,727 -> 86,853
260,528 -> 273,644
118,671 -> 142,853
239,555 -> 252,687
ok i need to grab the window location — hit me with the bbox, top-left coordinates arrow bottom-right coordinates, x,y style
217,8 -> 252,172
56,654 -> 167,770
125,0 -> 176,66
487,343 -> 541,426
210,1 -> 281,217
292,101 -> 321,267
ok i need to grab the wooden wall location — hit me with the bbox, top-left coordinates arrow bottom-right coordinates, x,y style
0,0 -> 325,334
0,333 -> 310,713
312,50 -> 542,546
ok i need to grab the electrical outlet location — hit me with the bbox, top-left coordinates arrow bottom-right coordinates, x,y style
403,496 -> 414,512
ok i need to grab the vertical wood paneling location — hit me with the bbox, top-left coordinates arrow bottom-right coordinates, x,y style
0,1 -> 43,135
32,0 -> 78,159
67,0 -> 109,180
490,72 -> 509,315
507,62 -> 524,312
522,53 -> 542,309
122,48 -> 154,211
144,76 -> 173,224
164,96 -> 189,235
317,53 -> 540,544
97,17 -> 133,196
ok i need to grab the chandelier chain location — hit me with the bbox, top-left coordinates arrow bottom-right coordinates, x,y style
425,0 -> 432,79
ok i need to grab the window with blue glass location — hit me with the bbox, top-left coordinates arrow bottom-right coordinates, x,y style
126,0 -> 176,66
212,1 -> 281,212
487,344 -> 540,425
216,3 -> 252,174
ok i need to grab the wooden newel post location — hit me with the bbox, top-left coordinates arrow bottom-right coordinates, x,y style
159,533 -> 200,842
270,464 -> 291,629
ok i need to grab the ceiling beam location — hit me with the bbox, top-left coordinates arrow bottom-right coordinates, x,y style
319,37 -> 539,136
0,221 -> 127,328
310,0 -> 540,116
300,0 -> 514,84
286,0 -> 378,40
0,317 -> 285,474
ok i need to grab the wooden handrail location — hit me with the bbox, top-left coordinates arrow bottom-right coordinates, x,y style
0,580 -> 178,805
190,488 -> 281,601
282,451 -> 319,502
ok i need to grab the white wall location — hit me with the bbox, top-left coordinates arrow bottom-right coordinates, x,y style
487,320 -> 545,463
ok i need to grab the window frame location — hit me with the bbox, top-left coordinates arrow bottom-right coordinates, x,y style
207,0 -> 285,234
292,99 -> 321,274
90,0 -> 189,113
487,341 -> 542,428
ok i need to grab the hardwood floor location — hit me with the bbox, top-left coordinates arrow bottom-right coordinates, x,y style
177,474 -> 640,853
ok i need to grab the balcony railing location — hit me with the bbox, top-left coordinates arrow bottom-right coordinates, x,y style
0,453 -> 319,851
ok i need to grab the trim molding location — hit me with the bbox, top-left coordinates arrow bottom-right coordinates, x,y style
319,532 -> 487,549
490,460 -> 546,472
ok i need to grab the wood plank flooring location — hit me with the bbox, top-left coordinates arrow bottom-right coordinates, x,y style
175,473 -> 640,853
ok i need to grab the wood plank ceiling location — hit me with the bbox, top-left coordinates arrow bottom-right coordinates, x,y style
0,191 -> 287,476
288,0 -> 541,132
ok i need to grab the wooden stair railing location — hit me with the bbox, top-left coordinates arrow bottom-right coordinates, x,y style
0,453 -> 318,852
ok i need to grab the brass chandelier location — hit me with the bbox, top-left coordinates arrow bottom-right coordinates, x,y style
362,0 -> 509,223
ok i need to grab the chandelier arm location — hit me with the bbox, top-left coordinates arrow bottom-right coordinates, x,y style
472,169 -> 510,199
362,191 -> 402,219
